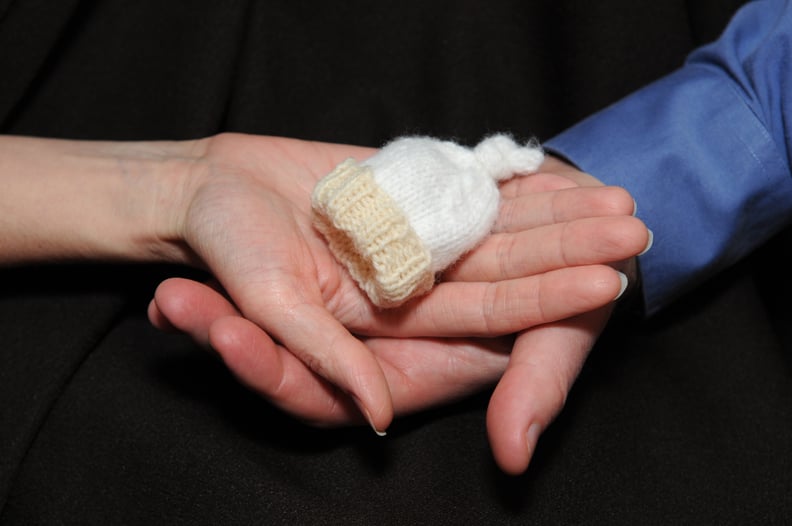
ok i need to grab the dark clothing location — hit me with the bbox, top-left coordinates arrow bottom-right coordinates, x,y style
4,1 -> 791,524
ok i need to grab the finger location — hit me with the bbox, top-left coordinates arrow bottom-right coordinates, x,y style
448,215 -> 650,282
149,278 -> 240,346
486,308 -> 611,475
210,315 -> 362,426
368,265 -> 626,338
147,299 -> 178,332
498,172 -> 579,199
367,336 -> 511,416
494,185 -> 637,233
213,322 -> 510,427
149,279 -> 368,427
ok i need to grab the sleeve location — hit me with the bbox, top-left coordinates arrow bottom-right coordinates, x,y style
544,0 -> 792,315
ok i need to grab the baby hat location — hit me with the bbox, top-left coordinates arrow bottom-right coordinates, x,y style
311,134 -> 544,308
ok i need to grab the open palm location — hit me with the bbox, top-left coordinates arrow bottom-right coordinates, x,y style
162,133 -> 648,434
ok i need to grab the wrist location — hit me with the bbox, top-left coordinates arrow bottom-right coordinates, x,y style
116,138 -> 210,266
0,136 -> 207,266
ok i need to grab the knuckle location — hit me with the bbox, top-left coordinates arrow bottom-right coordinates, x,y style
603,186 -> 636,215
495,234 -> 518,278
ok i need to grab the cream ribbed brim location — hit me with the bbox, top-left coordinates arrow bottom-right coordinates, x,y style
311,158 -> 434,308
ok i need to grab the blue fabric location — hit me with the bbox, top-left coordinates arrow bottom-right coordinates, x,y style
545,0 -> 792,315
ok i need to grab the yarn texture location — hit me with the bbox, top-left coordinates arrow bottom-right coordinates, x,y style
312,134 -> 544,307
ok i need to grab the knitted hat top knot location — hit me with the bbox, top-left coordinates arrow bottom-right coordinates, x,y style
311,134 -> 544,308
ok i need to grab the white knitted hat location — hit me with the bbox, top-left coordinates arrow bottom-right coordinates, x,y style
312,134 -> 544,307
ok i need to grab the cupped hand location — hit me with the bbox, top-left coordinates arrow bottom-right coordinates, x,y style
155,138 -> 649,439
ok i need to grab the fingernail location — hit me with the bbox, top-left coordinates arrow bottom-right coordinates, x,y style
614,271 -> 629,301
639,229 -> 654,256
632,199 -> 638,216
363,408 -> 387,437
526,423 -> 542,461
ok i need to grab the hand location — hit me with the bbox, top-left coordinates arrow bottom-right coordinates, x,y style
152,143 -> 649,436
486,156 -> 646,474
150,278 -> 513,425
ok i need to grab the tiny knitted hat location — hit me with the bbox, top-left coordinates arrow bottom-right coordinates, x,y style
311,134 -> 544,307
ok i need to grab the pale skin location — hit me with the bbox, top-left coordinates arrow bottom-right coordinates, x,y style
0,133 -> 648,471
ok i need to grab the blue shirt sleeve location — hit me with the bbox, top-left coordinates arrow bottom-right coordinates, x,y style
545,0 -> 792,315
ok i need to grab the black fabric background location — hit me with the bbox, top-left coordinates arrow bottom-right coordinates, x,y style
2,1 -> 791,524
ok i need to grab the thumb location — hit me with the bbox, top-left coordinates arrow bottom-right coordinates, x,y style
486,308 -> 610,474
241,277 -> 394,435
